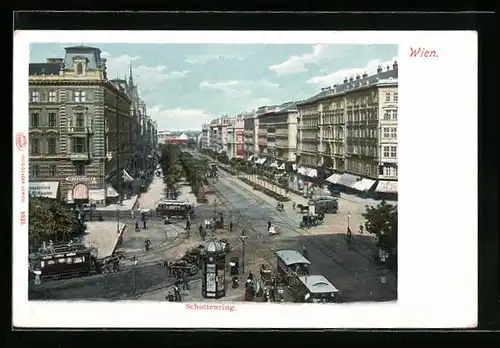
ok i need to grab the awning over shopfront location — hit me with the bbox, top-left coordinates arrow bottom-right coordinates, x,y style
247,155 -> 254,162
106,184 -> 120,198
277,163 -> 285,170
123,170 -> 134,182
375,180 -> 398,193
337,173 -> 359,188
326,173 -> 342,184
297,167 -> 308,175
307,168 -> 317,178
352,178 -> 376,192
254,157 -> 260,163
29,181 -> 59,199
270,161 -> 278,168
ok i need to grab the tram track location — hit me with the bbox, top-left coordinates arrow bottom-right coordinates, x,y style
215,168 -> 376,277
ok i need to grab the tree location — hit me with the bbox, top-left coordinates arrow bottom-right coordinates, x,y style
29,197 -> 86,248
362,200 -> 398,252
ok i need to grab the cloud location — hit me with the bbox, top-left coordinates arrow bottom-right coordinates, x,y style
104,54 -> 189,93
185,52 -> 249,65
149,105 -> 214,130
269,44 -> 349,75
306,56 -> 398,86
199,79 -> 279,99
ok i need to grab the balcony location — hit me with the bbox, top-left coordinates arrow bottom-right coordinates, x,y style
68,126 -> 93,134
70,152 -> 89,161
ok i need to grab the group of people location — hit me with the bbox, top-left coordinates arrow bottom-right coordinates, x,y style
133,211 -> 149,232
164,266 -> 191,302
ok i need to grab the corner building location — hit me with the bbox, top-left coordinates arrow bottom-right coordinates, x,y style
28,45 -> 134,206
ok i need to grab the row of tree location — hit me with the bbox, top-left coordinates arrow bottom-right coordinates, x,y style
29,197 -> 86,250
160,144 -> 208,198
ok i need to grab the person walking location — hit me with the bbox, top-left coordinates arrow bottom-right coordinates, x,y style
182,274 -> 189,290
292,201 -> 296,211
301,245 -> 309,261
143,219 -> 147,230
135,220 -> 140,232
229,221 -> 233,233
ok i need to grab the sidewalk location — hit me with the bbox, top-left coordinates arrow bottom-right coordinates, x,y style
95,195 -> 139,212
83,221 -> 126,259
136,175 -> 165,211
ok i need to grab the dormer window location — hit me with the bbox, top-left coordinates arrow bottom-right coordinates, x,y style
77,63 -> 83,74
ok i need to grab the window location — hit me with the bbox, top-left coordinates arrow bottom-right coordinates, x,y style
74,91 -> 86,102
30,138 -> 40,155
47,260 -> 55,265
48,137 -> 57,154
48,164 -> 57,176
383,127 -> 397,138
391,110 -> 398,120
66,258 -> 73,264
75,163 -> 86,176
75,113 -> 85,127
30,112 -> 40,127
77,63 -> 83,74
48,91 -> 57,103
393,92 -> 398,102
383,110 -> 391,120
31,164 -> 40,177
58,258 -> 66,264
48,112 -> 57,127
385,92 -> 391,102
73,257 -> 83,263
72,137 -> 86,153
31,91 -> 40,102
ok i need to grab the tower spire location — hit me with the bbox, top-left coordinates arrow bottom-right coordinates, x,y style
128,61 -> 134,86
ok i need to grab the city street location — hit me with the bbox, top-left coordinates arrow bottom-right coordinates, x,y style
211,169 -> 397,303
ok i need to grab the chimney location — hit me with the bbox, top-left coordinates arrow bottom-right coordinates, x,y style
47,58 -> 63,64
376,65 -> 382,73
393,60 -> 398,69
355,74 -> 361,80
343,77 -> 348,83
386,65 -> 390,71
362,71 -> 368,78
349,76 -> 354,82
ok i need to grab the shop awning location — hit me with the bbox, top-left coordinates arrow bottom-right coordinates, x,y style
375,180 -> 398,193
277,163 -> 285,170
247,155 -> 254,162
352,178 -> 376,192
29,181 -> 59,199
326,173 -> 342,184
307,169 -> 317,178
270,161 -> 278,168
298,167 -> 308,175
89,189 -> 105,201
337,173 -> 359,188
122,170 -> 134,182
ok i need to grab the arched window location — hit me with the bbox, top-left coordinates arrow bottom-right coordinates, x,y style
77,63 -> 83,74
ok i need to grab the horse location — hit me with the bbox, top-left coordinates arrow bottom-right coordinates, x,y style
296,204 -> 309,213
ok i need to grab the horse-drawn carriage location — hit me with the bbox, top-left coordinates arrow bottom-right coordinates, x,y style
260,264 -> 274,286
164,245 -> 204,277
299,213 -> 325,228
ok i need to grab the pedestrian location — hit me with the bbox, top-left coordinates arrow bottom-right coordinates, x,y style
135,220 -> 140,232
292,201 -> 296,211
267,220 -> 272,230
183,274 -> 189,290
174,284 -> 182,301
131,209 -> 135,219
164,215 -> 169,225
359,224 -> 364,234
301,245 -> 309,261
229,221 -> 233,233
143,219 -> 147,230
98,212 -> 104,221
167,292 -> 174,302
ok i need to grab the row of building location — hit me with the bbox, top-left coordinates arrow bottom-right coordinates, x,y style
28,45 -> 158,206
200,61 -> 399,195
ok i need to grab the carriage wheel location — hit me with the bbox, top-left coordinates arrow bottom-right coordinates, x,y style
189,265 -> 199,276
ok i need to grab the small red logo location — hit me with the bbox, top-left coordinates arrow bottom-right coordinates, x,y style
16,132 -> 27,151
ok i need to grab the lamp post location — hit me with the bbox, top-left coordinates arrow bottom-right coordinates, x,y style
116,204 -> 121,235
131,255 -> 138,295
116,94 -> 122,205
239,230 -> 248,274
346,212 -> 352,244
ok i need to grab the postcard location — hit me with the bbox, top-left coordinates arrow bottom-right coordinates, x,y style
13,30 -> 477,328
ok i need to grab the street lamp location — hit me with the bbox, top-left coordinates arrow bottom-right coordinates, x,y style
131,255 -> 138,295
116,204 -> 121,235
346,212 -> 352,244
239,230 -> 248,273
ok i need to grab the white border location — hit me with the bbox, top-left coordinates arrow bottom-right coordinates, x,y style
13,31 -> 478,328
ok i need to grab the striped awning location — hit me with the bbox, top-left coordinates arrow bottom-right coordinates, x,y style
298,167 -> 308,175
352,178 -> 376,192
277,163 -> 285,170
270,161 -> 278,168
123,170 -> 134,182
307,169 -> 317,178
72,183 -> 89,200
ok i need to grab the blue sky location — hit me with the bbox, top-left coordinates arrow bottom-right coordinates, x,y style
30,43 -> 397,130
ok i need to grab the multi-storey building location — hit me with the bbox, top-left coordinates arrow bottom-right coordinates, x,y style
28,45 -> 138,206
226,118 -> 244,159
201,123 -> 210,149
243,111 -> 258,161
255,105 -> 277,165
297,61 -> 398,194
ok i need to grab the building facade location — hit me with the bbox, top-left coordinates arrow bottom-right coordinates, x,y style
297,61 -> 399,193
226,118 -> 244,159
28,45 -> 141,205
201,123 -> 210,149
243,111 -> 258,160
